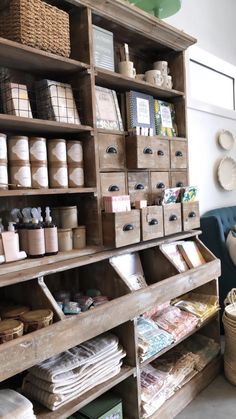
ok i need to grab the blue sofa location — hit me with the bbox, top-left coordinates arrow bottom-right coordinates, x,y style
200,206 -> 236,311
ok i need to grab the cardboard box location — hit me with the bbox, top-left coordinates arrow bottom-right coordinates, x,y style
76,393 -> 123,419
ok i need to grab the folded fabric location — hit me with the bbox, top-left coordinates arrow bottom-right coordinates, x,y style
173,293 -> 219,323
0,389 -> 36,419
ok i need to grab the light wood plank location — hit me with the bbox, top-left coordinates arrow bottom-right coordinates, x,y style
0,187 -> 96,197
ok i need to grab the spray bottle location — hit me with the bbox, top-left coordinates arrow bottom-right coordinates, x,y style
27,208 -> 45,258
44,206 -> 58,256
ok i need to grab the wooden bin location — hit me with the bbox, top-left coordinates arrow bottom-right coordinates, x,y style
141,206 -> 164,241
182,201 -> 200,231
102,210 -> 140,248
163,203 -> 182,235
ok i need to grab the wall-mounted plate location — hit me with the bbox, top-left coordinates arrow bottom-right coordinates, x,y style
218,157 -> 236,191
218,130 -> 234,151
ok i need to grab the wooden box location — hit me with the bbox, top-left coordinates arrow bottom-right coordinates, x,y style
128,171 -> 149,204
150,171 -> 170,204
163,203 -> 182,235
98,133 -> 125,170
170,171 -> 188,188
102,210 -> 140,248
100,172 -> 126,208
126,136 -> 169,169
182,201 -> 200,231
141,205 -> 164,241
170,140 -> 187,169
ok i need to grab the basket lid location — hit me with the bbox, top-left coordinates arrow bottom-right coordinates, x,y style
20,309 -> 53,323
2,305 -> 30,319
0,319 -> 23,334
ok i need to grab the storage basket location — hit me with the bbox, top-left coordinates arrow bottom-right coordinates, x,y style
0,319 -> 24,344
20,308 -> 53,333
0,0 -> 71,57
223,288 -> 236,385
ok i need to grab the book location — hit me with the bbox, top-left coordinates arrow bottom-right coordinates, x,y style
154,99 -> 178,136
177,241 -> 206,268
95,86 -> 123,131
159,242 -> 189,273
126,90 -> 155,132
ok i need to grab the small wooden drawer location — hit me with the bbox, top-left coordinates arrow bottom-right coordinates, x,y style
126,136 -> 169,169
98,133 -> 125,170
102,210 -> 140,248
128,171 -> 149,204
141,206 -> 164,241
170,171 -> 188,188
100,172 -> 126,198
182,201 -> 200,231
163,203 -> 182,235
150,171 -> 169,204
170,140 -> 187,169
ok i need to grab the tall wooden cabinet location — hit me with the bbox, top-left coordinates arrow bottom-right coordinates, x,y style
0,1 -> 221,418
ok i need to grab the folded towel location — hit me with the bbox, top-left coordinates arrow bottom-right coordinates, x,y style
0,389 -> 36,419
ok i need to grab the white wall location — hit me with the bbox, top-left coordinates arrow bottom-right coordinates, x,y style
165,0 -> 236,214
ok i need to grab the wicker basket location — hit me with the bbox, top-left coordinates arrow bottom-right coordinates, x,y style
223,288 -> 236,385
0,0 -> 71,57
20,308 -> 53,333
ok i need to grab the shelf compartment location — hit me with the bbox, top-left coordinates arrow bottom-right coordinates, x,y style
0,114 -> 93,135
140,312 -> 219,368
150,355 -> 222,419
0,187 -> 96,197
0,255 -> 220,382
0,37 -> 89,74
0,231 -> 203,288
95,68 -> 184,99
34,365 -> 135,419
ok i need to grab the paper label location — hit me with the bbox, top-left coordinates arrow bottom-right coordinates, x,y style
160,105 -> 173,129
67,143 -> 83,162
28,229 -> 45,256
136,98 -> 150,125
12,139 -> 29,160
53,167 -> 68,187
45,227 -> 58,253
14,166 -> 31,187
0,138 -> 7,160
0,165 -> 8,185
30,141 -> 47,161
69,168 -> 84,186
32,166 -> 48,188
51,142 -> 67,162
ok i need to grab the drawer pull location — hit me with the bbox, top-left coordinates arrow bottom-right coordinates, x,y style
106,146 -> 117,154
108,185 -> 119,192
176,150 -> 183,157
135,183 -> 144,190
189,211 -> 196,218
169,214 -> 178,222
143,147 -> 153,154
123,224 -> 134,232
176,182 -> 184,187
149,218 -> 158,226
157,182 -> 165,189
157,150 -> 164,156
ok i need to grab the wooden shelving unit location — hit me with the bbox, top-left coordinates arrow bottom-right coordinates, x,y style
0,1 -> 221,418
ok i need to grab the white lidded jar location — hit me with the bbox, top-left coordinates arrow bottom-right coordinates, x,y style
8,136 -> 30,162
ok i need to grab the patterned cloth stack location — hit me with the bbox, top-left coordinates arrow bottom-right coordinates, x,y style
22,333 -> 126,411
0,389 -> 36,419
173,293 -> 219,323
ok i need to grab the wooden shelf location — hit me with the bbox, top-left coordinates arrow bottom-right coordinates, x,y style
0,37 -> 89,74
34,365 -> 135,419
140,312 -> 219,368
151,355 -> 222,418
0,256 -> 220,382
95,68 -> 184,99
0,114 -> 93,135
0,230 -> 201,287
0,187 -> 96,197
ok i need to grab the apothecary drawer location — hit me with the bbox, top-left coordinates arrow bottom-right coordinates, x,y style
170,171 -> 188,188
100,172 -> 126,197
126,136 -> 169,169
163,203 -> 182,235
98,133 -> 125,170
102,210 -> 140,247
141,206 -> 164,241
128,171 -> 149,204
182,202 -> 200,231
170,140 -> 187,169
150,172 -> 170,204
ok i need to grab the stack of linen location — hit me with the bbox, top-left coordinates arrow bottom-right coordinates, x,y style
152,306 -> 199,341
22,333 -> 125,411
137,317 -> 173,362
0,389 -> 36,419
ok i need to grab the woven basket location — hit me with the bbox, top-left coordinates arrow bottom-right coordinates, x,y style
223,288 -> 236,385
0,0 -> 70,57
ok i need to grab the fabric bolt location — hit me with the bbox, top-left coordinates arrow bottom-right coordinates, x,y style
0,389 -> 36,419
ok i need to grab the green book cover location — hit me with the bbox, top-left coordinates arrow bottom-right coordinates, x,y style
154,99 -> 178,137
